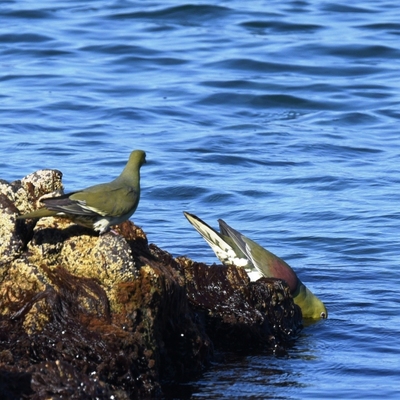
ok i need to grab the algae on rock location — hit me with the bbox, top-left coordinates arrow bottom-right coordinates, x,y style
0,170 -> 302,399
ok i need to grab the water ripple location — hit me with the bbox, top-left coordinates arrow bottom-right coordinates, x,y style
1,0 -> 400,398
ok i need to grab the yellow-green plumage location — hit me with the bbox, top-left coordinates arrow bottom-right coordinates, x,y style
184,212 -> 327,320
18,150 -> 146,234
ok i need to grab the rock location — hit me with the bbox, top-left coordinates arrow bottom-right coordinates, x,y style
178,258 -> 302,352
0,193 -> 26,266
0,169 -> 63,214
0,170 -> 64,267
0,170 -> 302,399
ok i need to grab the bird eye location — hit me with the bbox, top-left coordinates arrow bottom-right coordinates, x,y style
320,312 -> 327,319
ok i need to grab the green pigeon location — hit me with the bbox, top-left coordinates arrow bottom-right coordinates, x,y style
183,212 -> 327,319
18,150 -> 146,234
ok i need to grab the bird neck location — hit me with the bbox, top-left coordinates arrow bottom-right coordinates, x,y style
117,162 -> 141,183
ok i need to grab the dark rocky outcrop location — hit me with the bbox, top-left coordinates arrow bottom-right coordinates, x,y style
0,170 -> 302,399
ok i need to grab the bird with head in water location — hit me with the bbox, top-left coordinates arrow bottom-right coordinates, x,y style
183,212 -> 327,320
18,150 -> 146,234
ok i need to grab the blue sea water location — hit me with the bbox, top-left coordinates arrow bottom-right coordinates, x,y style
1,0 -> 400,398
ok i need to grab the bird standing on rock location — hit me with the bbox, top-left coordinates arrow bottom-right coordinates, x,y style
183,212 -> 327,320
18,150 -> 146,234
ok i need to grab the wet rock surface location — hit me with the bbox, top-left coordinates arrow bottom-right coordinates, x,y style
0,170 -> 302,399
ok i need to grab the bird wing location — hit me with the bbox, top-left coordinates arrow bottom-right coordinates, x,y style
183,212 -> 250,268
42,184 -> 139,218
40,191 -> 93,216
218,219 -> 299,292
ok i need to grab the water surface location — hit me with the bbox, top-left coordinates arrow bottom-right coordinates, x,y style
1,1 -> 400,398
